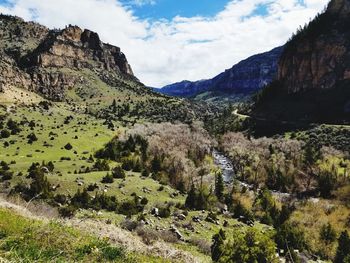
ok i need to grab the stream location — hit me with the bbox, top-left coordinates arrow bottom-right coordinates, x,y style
213,150 -> 291,201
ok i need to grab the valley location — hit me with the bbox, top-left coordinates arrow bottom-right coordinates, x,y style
0,0 -> 350,262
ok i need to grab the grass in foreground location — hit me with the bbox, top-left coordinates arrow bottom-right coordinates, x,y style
0,208 -> 167,263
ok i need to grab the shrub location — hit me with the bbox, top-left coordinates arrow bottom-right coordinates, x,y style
136,227 -> 159,245
112,166 -> 125,179
101,246 -> 125,261
0,129 -> 10,138
27,133 -> 38,144
101,173 -> 114,184
64,143 -> 73,150
92,159 -> 110,171
320,223 -> 337,244
58,205 -> 77,218
158,206 -> 171,218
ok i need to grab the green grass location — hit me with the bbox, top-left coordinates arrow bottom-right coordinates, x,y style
0,208 -> 166,262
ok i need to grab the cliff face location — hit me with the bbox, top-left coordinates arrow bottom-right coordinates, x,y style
254,0 -> 350,123
278,0 -> 350,93
0,15 -> 136,100
158,46 -> 283,99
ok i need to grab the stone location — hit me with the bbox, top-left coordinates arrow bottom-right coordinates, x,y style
151,207 -> 159,216
170,225 -> 183,241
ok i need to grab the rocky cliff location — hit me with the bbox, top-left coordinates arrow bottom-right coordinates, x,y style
278,0 -> 350,93
158,46 -> 283,99
0,15 -> 136,100
254,0 -> 350,123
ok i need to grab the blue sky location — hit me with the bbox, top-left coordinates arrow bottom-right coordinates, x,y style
121,0 -> 232,20
0,0 -> 328,87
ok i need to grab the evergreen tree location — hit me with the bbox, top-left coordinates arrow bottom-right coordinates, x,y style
112,99 -> 117,113
320,223 -> 336,244
335,231 -> 350,263
185,184 -> 197,209
211,229 -> 226,262
215,171 -> 224,201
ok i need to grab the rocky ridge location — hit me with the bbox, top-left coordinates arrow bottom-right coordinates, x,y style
278,0 -> 350,93
0,15 -> 137,100
158,46 -> 283,99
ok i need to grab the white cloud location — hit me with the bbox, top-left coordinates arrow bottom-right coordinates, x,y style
0,0 -> 329,87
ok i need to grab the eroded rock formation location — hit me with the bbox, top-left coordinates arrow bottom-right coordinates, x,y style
0,15 -> 136,100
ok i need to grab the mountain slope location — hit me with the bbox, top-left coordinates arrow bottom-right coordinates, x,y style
253,0 -> 350,124
0,15 -> 216,123
157,46 -> 284,100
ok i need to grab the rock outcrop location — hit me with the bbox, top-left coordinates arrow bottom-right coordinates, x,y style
158,46 -> 283,98
278,0 -> 350,93
254,0 -> 350,124
0,15 -> 136,100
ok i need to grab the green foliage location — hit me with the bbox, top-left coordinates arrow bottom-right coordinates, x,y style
318,169 -> 337,198
0,129 -> 10,138
275,222 -> 307,252
92,159 -> 110,171
112,166 -> 126,179
335,231 -> 350,263
211,229 -> 226,262
214,228 -> 277,263
64,143 -> 73,150
58,205 -> 77,218
185,184 -> 213,210
320,223 -> 337,245
71,188 -> 92,209
215,171 -> 224,201
101,173 -> 114,184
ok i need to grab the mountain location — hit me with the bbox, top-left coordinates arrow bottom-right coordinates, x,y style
254,0 -> 350,123
157,46 -> 284,100
0,15 -> 215,123
0,14 -> 137,101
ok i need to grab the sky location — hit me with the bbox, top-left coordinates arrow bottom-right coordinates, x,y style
0,0 -> 329,87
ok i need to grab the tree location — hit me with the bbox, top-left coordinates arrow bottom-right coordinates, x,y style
215,171 -> 224,201
111,99 -> 117,113
64,143 -> 73,150
0,129 -> 10,138
215,228 -> 277,263
335,231 -> 350,263
112,166 -> 126,179
211,229 -> 226,262
320,223 -> 336,244
185,184 -> 197,209
101,173 -> 114,184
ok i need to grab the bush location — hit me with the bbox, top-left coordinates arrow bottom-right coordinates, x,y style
64,143 -> 73,150
275,222 -> 307,251
158,206 -> 171,218
58,205 -> 77,218
212,228 -> 277,263
320,223 -> 337,244
27,133 -> 38,144
101,173 -> 114,184
101,245 -> 125,261
112,166 -> 125,179
136,227 -> 159,245
92,159 -> 110,171
0,129 -> 10,138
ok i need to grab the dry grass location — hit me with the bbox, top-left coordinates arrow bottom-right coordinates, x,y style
0,195 -> 200,263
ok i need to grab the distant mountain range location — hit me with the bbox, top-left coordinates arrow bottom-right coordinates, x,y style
156,46 -> 284,100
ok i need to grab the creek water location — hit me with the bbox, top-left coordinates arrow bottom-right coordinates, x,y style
212,150 -> 291,200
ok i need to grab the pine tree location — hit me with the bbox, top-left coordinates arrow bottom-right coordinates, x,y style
211,229 -> 226,262
215,171 -> 224,201
335,231 -> 350,263
320,223 -> 336,244
112,99 -> 117,113
185,184 -> 197,209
